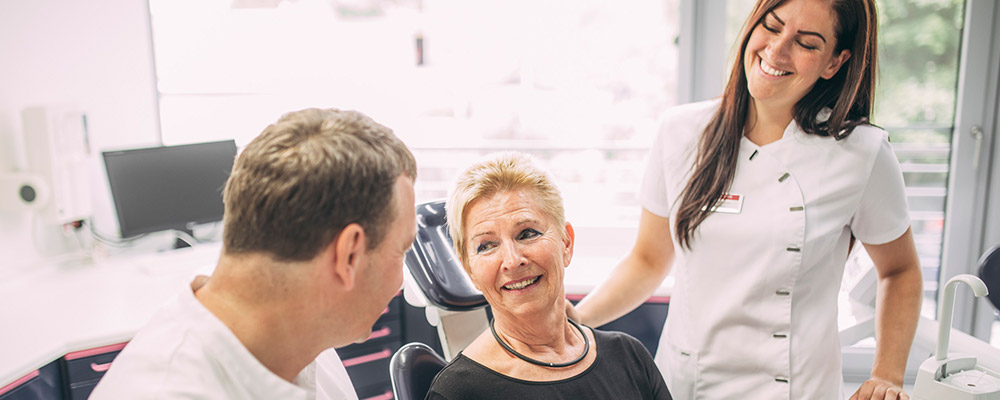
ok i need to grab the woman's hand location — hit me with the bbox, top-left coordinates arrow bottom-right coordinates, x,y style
849,376 -> 909,400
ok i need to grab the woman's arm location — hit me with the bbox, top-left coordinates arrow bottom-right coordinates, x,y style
573,208 -> 675,327
850,227 -> 923,400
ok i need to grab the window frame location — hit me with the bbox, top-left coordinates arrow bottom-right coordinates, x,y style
944,0 -> 1000,342
677,0 -> 727,103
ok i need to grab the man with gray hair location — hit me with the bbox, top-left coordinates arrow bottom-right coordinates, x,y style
93,108 -> 417,399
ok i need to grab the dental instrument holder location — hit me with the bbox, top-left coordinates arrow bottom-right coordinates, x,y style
912,274 -> 1000,399
402,201 -> 489,361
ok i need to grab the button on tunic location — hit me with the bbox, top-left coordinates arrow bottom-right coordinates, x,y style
640,100 -> 910,399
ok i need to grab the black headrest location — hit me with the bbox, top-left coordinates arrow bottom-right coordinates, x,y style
390,342 -> 448,400
404,200 -> 487,311
979,245 -> 1000,312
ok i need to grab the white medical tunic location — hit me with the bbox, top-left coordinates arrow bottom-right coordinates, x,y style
641,100 -> 910,399
91,282 -> 359,400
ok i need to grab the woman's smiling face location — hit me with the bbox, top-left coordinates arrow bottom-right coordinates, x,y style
463,189 -> 574,319
743,0 -> 851,111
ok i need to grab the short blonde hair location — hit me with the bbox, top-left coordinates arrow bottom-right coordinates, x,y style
223,108 -> 416,261
447,152 -> 565,270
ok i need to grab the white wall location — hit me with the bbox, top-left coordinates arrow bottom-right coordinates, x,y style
0,0 -> 160,276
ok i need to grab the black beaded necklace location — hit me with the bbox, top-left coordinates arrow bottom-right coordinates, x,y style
489,318 -> 590,368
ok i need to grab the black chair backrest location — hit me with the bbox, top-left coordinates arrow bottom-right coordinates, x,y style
390,342 -> 448,400
979,244 -> 1000,312
404,200 -> 487,311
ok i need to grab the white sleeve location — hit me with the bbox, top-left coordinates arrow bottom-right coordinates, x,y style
639,100 -> 718,219
850,137 -> 911,245
314,348 -> 359,400
639,121 -> 672,218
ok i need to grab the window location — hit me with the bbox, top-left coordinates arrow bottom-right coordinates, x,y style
876,0 -> 965,321
150,0 -> 991,340
149,0 -> 681,258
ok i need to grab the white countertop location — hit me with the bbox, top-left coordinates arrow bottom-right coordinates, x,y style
0,243 -> 667,387
8,241 -> 998,392
0,243 -> 221,387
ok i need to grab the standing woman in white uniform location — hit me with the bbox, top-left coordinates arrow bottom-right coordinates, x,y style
572,0 -> 923,399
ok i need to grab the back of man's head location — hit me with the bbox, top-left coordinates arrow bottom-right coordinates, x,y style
222,108 -> 416,261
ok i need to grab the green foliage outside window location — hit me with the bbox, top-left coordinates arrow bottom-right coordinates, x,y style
875,0 -> 965,143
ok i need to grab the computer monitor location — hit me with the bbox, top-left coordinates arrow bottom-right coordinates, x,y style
102,140 -> 237,245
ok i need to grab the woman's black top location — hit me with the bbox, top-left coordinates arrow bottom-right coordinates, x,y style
425,329 -> 672,400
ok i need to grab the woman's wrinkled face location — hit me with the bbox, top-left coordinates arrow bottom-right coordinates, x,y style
743,0 -> 850,111
463,190 -> 573,319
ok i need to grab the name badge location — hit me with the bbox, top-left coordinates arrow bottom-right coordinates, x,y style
703,193 -> 744,214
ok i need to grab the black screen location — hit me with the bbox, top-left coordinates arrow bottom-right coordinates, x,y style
102,140 -> 237,238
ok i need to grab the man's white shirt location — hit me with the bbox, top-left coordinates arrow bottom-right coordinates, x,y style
91,283 -> 359,400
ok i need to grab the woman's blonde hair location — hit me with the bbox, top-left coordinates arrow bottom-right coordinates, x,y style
447,152 -> 565,270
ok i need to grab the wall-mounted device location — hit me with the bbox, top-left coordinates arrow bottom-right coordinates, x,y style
0,173 -> 49,211
21,106 -> 93,224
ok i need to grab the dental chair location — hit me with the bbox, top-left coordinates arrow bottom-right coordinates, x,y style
979,245 -> 1000,313
389,342 -> 447,400
390,200 -> 488,399
399,200 -> 489,361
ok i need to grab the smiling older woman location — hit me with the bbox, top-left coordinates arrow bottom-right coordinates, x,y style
424,152 -> 671,400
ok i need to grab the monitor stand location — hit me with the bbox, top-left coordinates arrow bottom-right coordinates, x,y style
173,228 -> 196,249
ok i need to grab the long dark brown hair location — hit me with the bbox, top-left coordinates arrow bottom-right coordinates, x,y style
674,0 -> 879,249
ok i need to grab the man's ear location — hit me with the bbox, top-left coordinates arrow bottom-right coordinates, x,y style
331,223 -> 366,290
